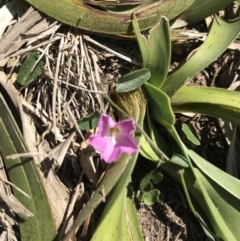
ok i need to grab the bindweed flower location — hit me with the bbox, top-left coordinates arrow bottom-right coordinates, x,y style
89,114 -> 138,163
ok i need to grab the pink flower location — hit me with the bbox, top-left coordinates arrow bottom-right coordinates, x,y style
89,114 -> 138,163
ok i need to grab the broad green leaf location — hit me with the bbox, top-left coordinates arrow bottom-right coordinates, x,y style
26,0 -> 194,34
141,189 -> 160,206
171,86 -> 240,125
144,82 -> 175,128
182,123 -> 200,146
140,171 -> 153,191
140,110 -> 172,162
188,152 -> 240,240
162,16 -> 240,97
77,111 -> 100,130
133,15 -> 171,88
188,150 -> 240,201
151,171 -> 163,184
161,148 -> 240,241
123,189 -> 144,241
189,169 -> 237,241
0,94 -> 56,241
140,170 -> 163,191
140,135 -> 159,161
156,125 -> 238,240
169,154 -> 189,168
17,52 -> 44,86
90,183 -> 126,241
99,5 -> 141,15
146,109 -> 172,157
91,177 -> 144,241
176,0 -> 234,26
116,68 -> 150,93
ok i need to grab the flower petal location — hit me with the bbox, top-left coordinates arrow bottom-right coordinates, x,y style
89,133 -> 119,163
116,119 -> 136,135
98,114 -> 116,136
89,133 -> 108,152
116,133 -> 139,154
89,114 -> 138,163
101,140 -> 121,163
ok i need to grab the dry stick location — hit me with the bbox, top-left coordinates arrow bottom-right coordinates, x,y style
66,105 -> 84,140
0,177 -> 31,199
52,37 -> 64,142
89,49 -> 107,112
79,35 -> 85,86
58,80 -> 106,93
63,37 -> 73,103
83,35 -> 141,66
0,37 -> 60,59
83,40 -> 105,113
173,229 -> 183,241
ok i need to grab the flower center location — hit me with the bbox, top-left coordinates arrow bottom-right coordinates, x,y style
109,126 -> 121,137
106,126 -> 121,145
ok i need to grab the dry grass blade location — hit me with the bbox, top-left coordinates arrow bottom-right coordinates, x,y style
0,0 -> 17,37
0,7 -> 42,65
83,35 -> 141,66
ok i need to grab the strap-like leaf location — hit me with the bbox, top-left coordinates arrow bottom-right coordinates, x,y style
0,94 -> 56,241
162,16 -> 240,96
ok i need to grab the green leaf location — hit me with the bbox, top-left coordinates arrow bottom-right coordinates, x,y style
26,0 -> 195,34
140,170 -> 163,191
169,154 -> 189,168
144,82 -> 175,128
151,171 -> 163,184
155,125 -> 238,240
188,150 -> 240,201
146,109 -> 172,156
90,182 -> 126,241
123,189 -> 144,241
161,149 -> 240,241
0,94 -> 56,241
17,52 -> 44,86
171,86 -> 240,125
140,172 -> 153,192
162,16 -> 240,97
133,15 -> 171,88
116,68 -> 150,93
182,123 -> 200,146
140,134 -> 160,161
141,182 -> 153,192
141,189 -> 160,206
176,0 -> 234,26
91,177 -> 144,241
140,110 -> 172,162
77,111 -> 100,130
